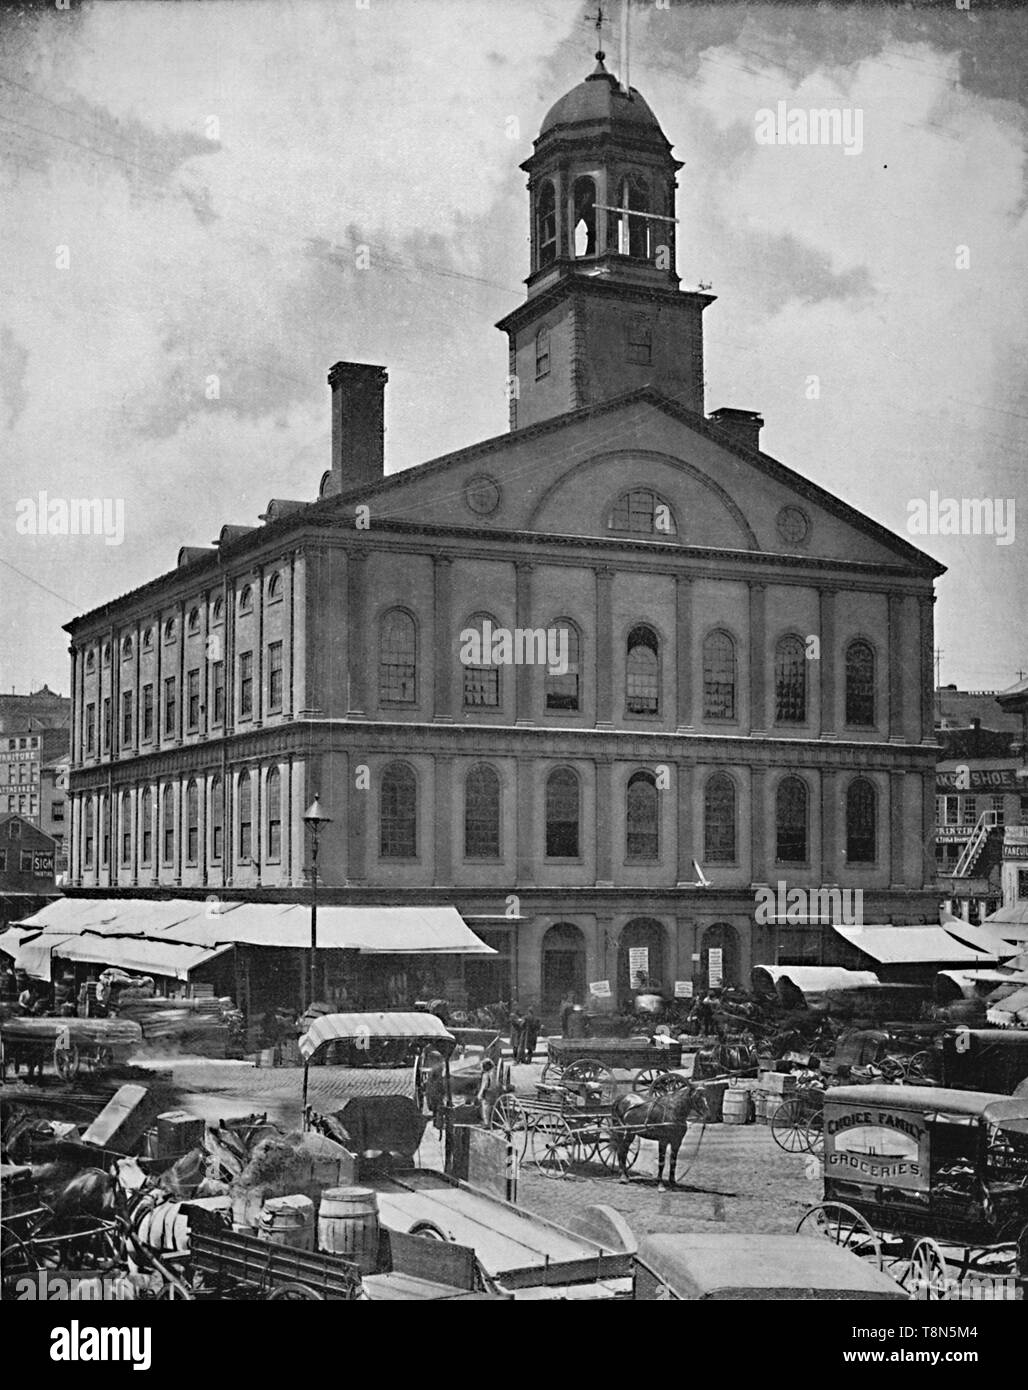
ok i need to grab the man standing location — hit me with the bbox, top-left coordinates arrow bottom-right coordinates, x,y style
509,1003 -> 525,1066
521,1004 -> 539,1064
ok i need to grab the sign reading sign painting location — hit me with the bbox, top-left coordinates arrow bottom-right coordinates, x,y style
824,1106 -> 930,1191
32,853 -> 55,876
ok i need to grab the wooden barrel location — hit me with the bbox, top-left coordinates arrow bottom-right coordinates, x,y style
722,1085 -> 752,1125
317,1187 -> 380,1273
257,1194 -> 315,1251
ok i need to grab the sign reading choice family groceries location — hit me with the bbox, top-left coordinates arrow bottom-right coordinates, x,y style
823,1104 -> 930,1192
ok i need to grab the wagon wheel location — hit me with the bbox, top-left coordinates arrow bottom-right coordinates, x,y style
803,1105 -> 825,1156
489,1092 -> 529,1160
539,1058 -> 565,1089
91,1046 -> 114,1073
267,1282 -> 325,1300
901,1238 -> 951,1300
53,1036 -> 81,1082
563,1059 -> 618,1106
596,1119 -> 640,1173
903,1050 -> 932,1083
530,1114 -> 577,1178
771,1096 -> 819,1153
647,1071 -> 690,1097
634,1062 -> 671,1091
796,1202 -> 884,1268
409,1221 -> 454,1241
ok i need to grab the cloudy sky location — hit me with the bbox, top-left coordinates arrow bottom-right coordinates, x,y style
1,0 -> 1025,697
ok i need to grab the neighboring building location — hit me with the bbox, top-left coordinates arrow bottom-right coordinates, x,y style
0,813 -> 59,930
62,55 -> 944,1016
935,685 -> 1023,735
0,723 -> 70,828
41,751 -> 71,881
0,684 -> 71,735
996,678 -> 1028,913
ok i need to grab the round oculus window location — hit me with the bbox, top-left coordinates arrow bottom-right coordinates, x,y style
777,505 -> 810,545
464,475 -> 501,516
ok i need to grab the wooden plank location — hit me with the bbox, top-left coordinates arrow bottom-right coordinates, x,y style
381,1228 -> 477,1291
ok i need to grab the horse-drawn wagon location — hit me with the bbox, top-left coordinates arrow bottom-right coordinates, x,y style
542,1035 -> 687,1092
1,1016 -> 142,1082
797,1084 -> 1028,1298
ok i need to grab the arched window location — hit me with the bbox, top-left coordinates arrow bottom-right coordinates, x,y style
239,585 -> 253,613
535,327 -> 550,379
626,625 -> 659,715
381,762 -> 417,858
464,764 -> 501,859
572,175 -> 596,257
187,607 -> 200,634
703,630 -> 736,720
537,179 -> 557,266
846,777 -> 877,864
266,767 -> 281,861
704,774 -> 737,862
102,642 -> 111,666
121,635 -> 133,660
85,650 -> 96,673
612,174 -> 651,258
626,770 -> 659,860
462,612 -> 500,708
776,777 -> 808,863
544,619 -> 581,711
163,618 -> 176,642
379,609 -> 417,704
84,798 -> 95,868
267,571 -> 283,602
142,627 -> 153,649
237,771 -> 252,862
545,767 -> 580,858
162,784 -> 175,865
211,598 -> 223,625
120,790 -> 132,865
609,489 -> 677,536
775,635 -> 807,723
845,640 -> 875,726
140,788 -> 152,866
210,776 -> 223,862
186,779 -> 199,864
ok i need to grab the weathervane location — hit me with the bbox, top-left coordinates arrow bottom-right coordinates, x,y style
586,4 -> 607,62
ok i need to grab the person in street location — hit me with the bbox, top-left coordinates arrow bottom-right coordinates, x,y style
477,1058 -> 503,1126
520,1004 -> 539,1063
559,992 -> 575,1037
0,960 -> 16,1001
509,1003 -> 525,1065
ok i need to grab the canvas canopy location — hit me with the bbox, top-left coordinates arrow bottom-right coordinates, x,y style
833,924 -> 998,965
751,965 -> 879,1009
299,1011 -> 456,1061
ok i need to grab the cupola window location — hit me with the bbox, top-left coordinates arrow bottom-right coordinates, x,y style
612,175 -> 651,259
537,180 -> 557,267
572,176 -> 597,258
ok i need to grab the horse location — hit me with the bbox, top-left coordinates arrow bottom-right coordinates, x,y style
609,1088 -> 696,1191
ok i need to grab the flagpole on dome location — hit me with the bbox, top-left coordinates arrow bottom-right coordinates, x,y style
620,0 -> 631,96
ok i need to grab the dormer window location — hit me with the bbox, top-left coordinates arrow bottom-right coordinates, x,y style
537,180 -> 557,267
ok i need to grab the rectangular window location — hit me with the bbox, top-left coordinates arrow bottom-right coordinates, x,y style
267,815 -> 281,861
187,668 -> 200,731
102,697 -> 111,751
164,677 -> 177,737
188,822 -> 198,864
626,316 -> 652,365
267,642 -> 283,713
1018,869 -> 1028,901
20,850 -> 33,872
52,801 -> 65,821
141,817 -> 152,867
463,665 -> 500,708
991,795 -> 1005,826
86,702 -> 96,754
142,685 -> 154,742
122,690 -> 133,744
962,797 -> 978,826
212,662 -> 225,725
0,850 -> 5,870
535,328 -> 550,379
239,652 -> 253,719
121,826 -> 132,865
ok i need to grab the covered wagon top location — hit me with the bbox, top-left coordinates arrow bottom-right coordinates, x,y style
824,1083 -> 1013,1117
299,1011 -> 455,1061
636,1234 -> 907,1300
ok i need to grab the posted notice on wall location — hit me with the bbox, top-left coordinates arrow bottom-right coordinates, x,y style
628,947 -> 649,980
708,948 -> 724,987
674,980 -> 694,998
589,980 -> 611,998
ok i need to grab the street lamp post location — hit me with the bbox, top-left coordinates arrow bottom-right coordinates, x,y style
303,796 -> 333,1010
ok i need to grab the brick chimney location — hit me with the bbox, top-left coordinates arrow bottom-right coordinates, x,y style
325,362 -> 388,495
709,407 -> 764,453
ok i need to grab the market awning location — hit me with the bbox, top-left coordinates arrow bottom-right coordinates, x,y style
751,965 -> 879,1008
299,1010 -> 456,1061
981,901 -> 1028,941
7,929 -> 231,982
832,925 -> 999,966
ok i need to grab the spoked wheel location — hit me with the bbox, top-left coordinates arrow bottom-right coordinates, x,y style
796,1202 -> 884,1268
539,1059 -> 565,1089
563,1059 -> 618,1106
489,1093 -> 529,1160
634,1063 -> 670,1091
91,1047 -> 114,1073
903,1051 -> 933,1083
804,1105 -> 825,1156
530,1115 -> 578,1178
901,1238 -> 951,1300
267,1282 -> 324,1300
596,1120 -> 641,1173
54,1036 -> 81,1082
646,1071 -> 691,1097
771,1096 -> 820,1153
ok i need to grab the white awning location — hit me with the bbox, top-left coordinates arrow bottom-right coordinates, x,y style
833,924 -> 998,965
939,917 -> 1022,958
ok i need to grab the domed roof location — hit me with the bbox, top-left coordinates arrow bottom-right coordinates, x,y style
540,56 -> 665,139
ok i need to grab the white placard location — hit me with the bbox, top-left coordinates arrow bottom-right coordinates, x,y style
589,979 -> 611,998
708,947 -> 724,987
628,947 -> 650,982
674,980 -> 694,998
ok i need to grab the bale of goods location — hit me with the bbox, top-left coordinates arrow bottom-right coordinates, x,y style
317,1187 -> 380,1273
722,1084 -> 753,1125
759,1069 -> 797,1096
257,1194 -> 315,1251
156,1110 -> 205,1158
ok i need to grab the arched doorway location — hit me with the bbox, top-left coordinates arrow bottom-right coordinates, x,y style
700,922 -> 740,990
541,922 -> 586,1022
616,918 -> 666,1007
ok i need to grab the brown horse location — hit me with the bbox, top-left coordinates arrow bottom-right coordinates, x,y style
609,1089 -> 696,1191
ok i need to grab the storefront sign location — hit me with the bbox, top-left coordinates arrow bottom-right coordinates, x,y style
708,948 -> 723,987
589,980 -> 611,999
32,853 -> 54,876
824,1106 -> 930,1191
628,947 -> 649,983
937,769 -> 1022,791
674,980 -> 694,998
1003,845 -> 1028,860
